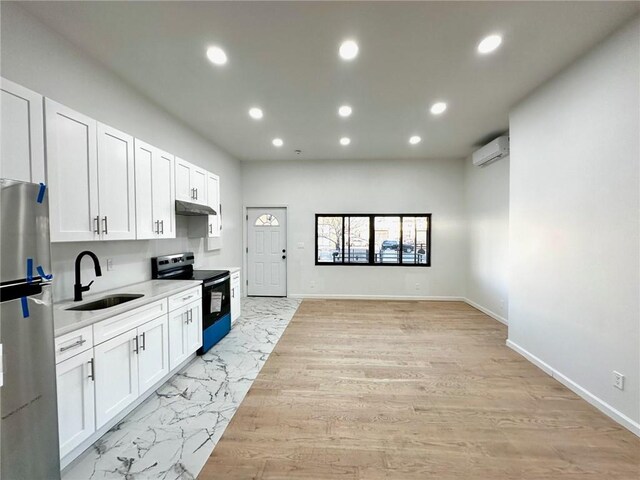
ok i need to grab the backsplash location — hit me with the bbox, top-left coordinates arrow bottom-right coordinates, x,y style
50,219 -> 226,302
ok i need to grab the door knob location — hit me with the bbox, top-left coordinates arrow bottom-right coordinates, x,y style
282,255 -> 286,260
282,249 -> 286,253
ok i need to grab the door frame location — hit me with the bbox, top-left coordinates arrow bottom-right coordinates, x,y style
243,205 -> 289,297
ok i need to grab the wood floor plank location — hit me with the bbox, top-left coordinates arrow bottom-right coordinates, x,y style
199,300 -> 640,479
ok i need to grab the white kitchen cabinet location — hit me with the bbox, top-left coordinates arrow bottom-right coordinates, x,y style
97,123 -> 136,240
134,139 -> 176,239
45,99 -> 99,242
94,328 -> 139,429
168,299 -> 202,370
231,271 -> 241,325
0,78 -> 45,183
175,157 -> 207,205
46,100 -> 137,242
56,349 -> 95,458
138,315 -> 170,395
206,172 -> 221,238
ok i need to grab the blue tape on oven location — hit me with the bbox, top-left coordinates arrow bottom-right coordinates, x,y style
21,297 -> 29,318
36,265 -> 53,281
36,183 -> 46,204
26,258 -> 34,283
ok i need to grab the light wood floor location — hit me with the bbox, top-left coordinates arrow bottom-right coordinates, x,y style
200,300 -> 639,479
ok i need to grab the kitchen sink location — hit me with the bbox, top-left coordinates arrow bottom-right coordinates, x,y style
66,294 -> 144,311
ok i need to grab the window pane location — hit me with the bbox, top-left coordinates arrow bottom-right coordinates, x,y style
345,216 -> 370,263
317,216 -> 343,263
255,213 -> 279,226
402,216 -> 428,264
374,216 -> 401,263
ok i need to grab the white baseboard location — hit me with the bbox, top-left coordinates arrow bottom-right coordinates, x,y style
463,298 -> 508,325
288,293 -> 465,301
506,339 -> 640,437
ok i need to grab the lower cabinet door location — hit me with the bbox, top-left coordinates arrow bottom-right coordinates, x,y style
94,329 -> 139,429
168,307 -> 188,370
231,275 -> 241,324
186,301 -> 202,354
138,315 -> 169,395
56,349 -> 95,459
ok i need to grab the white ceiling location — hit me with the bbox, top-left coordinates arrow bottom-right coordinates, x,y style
19,1 -> 639,162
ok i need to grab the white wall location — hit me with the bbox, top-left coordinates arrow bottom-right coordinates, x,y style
242,158 -> 467,299
508,17 -> 640,431
0,3 -> 243,301
464,155 -> 510,323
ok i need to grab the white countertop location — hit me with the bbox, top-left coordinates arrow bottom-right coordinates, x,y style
217,266 -> 240,274
53,279 -> 202,337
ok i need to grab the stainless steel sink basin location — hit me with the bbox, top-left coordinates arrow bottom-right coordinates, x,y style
66,294 -> 144,311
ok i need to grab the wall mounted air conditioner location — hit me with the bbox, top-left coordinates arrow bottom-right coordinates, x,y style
472,135 -> 509,167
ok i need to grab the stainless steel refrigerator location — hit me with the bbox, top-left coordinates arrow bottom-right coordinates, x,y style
0,178 -> 60,479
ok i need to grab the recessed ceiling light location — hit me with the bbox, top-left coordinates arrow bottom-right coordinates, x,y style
272,138 -> 283,147
338,105 -> 352,117
477,34 -> 502,54
249,107 -> 263,120
430,102 -> 447,115
206,46 -> 227,65
409,135 -> 422,145
340,137 -> 351,146
339,40 -> 359,61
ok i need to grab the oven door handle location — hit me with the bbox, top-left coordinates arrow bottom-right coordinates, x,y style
204,275 -> 230,288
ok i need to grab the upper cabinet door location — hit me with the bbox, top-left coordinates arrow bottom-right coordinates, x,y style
45,99 -> 99,242
174,157 -> 192,202
97,123 -> 136,240
135,140 -> 175,240
154,149 -> 176,239
191,166 -> 207,206
0,78 -> 45,183
206,173 -> 220,237
133,140 -> 156,240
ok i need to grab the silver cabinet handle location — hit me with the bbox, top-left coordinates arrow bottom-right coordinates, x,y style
232,288 -> 235,299
94,216 -> 101,235
160,220 -> 164,235
140,332 -> 146,351
88,358 -> 95,381
209,223 -> 212,234
154,220 -> 159,234
191,188 -> 195,199
133,335 -> 139,354
102,216 -> 108,235
59,339 -> 86,353
182,294 -> 194,301
195,188 -> 198,200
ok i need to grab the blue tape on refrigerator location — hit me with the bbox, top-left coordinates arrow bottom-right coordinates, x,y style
20,297 -> 29,318
36,183 -> 46,204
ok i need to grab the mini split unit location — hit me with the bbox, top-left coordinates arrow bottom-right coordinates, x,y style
472,135 -> 510,166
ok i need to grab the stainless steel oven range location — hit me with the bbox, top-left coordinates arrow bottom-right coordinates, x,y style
151,252 -> 230,354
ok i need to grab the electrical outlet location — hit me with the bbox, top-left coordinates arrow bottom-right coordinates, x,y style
415,283 -> 420,290
310,280 -> 315,289
499,299 -> 505,311
613,371 -> 625,390
106,258 -> 114,271
297,242 -> 305,249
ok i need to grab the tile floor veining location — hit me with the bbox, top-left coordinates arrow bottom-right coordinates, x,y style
62,297 -> 301,480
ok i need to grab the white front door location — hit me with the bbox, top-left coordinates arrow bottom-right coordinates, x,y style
247,207 -> 287,296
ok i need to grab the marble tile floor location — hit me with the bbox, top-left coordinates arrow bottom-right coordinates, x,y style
62,297 -> 302,480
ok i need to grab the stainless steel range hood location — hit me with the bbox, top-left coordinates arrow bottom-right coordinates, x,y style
175,200 -> 217,216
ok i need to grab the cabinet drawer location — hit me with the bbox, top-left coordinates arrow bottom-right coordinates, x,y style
168,286 -> 202,312
93,299 -> 167,345
231,271 -> 240,284
55,325 -> 94,364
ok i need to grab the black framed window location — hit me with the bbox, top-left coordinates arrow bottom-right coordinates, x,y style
315,214 -> 431,266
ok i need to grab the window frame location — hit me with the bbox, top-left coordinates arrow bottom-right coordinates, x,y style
315,213 -> 432,267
